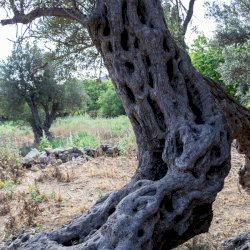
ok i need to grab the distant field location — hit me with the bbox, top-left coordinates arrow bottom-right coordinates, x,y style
0,115 -> 136,155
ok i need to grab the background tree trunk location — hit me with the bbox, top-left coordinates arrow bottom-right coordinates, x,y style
28,103 -> 43,144
2,0 -> 250,249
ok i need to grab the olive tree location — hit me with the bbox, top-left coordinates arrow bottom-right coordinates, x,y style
1,0 -> 250,249
0,41 -> 85,143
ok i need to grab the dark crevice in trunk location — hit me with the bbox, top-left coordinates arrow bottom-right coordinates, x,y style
175,132 -> 184,157
137,0 -> 146,24
150,151 -> 168,180
186,83 -> 204,125
190,169 -> 199,179
148,72 -> 154,88
62,237 -> 81,246
107,41 -> 113,52
122,1 -> 128,25
102,18 -> 110,36
147,96 -> 166,132
134,37 -> 139,48
125,61 -> 135,73
130,114 -> 140,127
163,37 -> 170,52
108,207 -> 116,215
210,145 -> 221,159
124,84 -> 136,103
206,161 -> 227,180
160,195 -> 174,213
121,28 -> 129,51
145,56 -> 151,67
166,59 -> 174,82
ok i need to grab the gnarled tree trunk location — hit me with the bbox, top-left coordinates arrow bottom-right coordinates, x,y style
2,0 -> 250,249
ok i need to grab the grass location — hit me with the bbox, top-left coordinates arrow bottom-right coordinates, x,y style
0,114 -> 135,183
28,185 -> 47,203
44,115 -> 135,153
51,114 -> 132,140
0,115 -> 135,155
0,143 -> 21,181
0,179 -> 16,199
0,115 -> 136,242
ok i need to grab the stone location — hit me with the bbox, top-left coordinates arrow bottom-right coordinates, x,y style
21,145 -> 119,169
22,148 -> 40,167
39,151 -> 49,167
83,147 -> 98,158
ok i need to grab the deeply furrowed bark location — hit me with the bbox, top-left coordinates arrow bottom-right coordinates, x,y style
2,0 -> 250,249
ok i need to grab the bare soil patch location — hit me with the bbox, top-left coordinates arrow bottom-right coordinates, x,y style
1,147 -> 250,249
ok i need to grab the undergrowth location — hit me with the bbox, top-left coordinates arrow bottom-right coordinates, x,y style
0,142 -> 21,181
1,115 -> 135,155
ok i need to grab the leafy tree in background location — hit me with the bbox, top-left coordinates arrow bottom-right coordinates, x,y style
82,79 -> 108,116
218,42 -> 250,105
82,80 -> 125,117
189,35 -> 223,82
0,42 -> 86,143
97,81 -> 125,117
30,15 -> 100,78
206,0 -> 250,46
189,35 -> 238,99
206,0 -> 250,106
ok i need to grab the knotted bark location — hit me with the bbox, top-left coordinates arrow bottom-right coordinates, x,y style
2,0 -> 250,249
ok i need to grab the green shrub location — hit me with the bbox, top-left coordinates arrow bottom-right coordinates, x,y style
28,185 -> 47,203
82,80 -> 108,116
82,80 -> 125,118
49,131 -> 99,149
72,132 -> 99,147
117,130 -> 136,154
98,86 -> 125,117
38,134 -> 52,152
0,179 -> 16,199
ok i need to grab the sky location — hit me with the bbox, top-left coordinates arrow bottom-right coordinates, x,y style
0,0 -> 227,61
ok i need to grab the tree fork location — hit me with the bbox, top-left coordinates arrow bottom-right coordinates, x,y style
2,0 -> 250,249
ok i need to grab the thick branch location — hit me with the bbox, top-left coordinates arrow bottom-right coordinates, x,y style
205,75 -> 250,193
0,7 -> 90,27
205,75 -> 250,144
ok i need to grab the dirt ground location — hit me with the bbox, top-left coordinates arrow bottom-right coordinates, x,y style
0,146 -> 250,249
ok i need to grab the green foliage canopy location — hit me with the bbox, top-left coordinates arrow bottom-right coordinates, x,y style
205,0 -> 250,105
189,35 -> 238,99
0,41 -> 86,142
82,80 -> 125,117
97,81 -> 125,117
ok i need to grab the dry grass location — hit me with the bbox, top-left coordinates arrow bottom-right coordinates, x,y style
0,155 -> 137,244
1,147 -> 250,249
52,166 -> 76,182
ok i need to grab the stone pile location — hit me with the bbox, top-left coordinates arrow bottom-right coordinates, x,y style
22,144 -> 119,168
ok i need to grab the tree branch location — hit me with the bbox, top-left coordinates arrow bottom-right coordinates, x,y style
182,0 -> 195,36
0,7 -> 90,27
71,0 -> 78,10
9,0 -> 19,16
